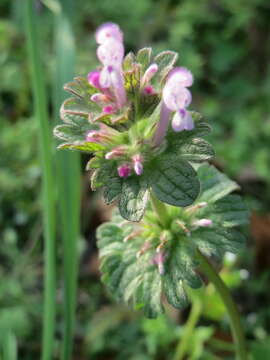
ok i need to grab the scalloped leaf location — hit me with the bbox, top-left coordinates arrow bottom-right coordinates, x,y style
119,176 -> 149,222
136,47 -> 152,72
197,194 -> 250,227
64,76 -> 97,97
58,141 -> 105,153
192,227 -> 246,259
61,97 -> 98,117
151,156 -> 200,207
154,50 -> 178,82
123,52 -> 135,71
197,164 -> 239,203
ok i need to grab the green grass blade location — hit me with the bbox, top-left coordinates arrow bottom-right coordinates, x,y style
23,1 -> 56,359
53,0 -> 81,358
2,332 -> 17,360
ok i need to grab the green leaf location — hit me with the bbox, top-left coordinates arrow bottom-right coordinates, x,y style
54,124 -> 90,142
61,97 -> 98,117
197,164 -> 239,203
119,176 -> 149,221
140,270 -> 163,318
123,52 -> 135,71
103,174 -> 122,204
197,194 -> 250,227
96,223 -> 124,247
151,156 -> 200,207
163,275 -> 188,309
154,51 -> 178,82
136,47 -> 152,72
90,162 -> 116,190
177,138 -> 214,162
63,76 -> 97,97
58,141 -> 105,153
192,227 -> 246,259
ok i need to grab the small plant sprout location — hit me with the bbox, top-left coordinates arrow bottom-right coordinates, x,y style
54,23 -> 250,360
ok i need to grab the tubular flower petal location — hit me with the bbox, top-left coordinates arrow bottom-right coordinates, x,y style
105,146 -> 127,159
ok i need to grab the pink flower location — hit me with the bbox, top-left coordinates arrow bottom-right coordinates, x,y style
141,63 -> 158,87
153,67 -> 194,146
86,124 -> 119,145
117,164 -> 132,178
87,71 -> 102,89
105,146 -> 127,159
95,24 -> 127,109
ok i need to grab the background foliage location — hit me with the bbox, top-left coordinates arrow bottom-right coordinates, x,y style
1,0 -> 270,358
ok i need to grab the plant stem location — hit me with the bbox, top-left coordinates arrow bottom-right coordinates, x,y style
24,1 -> 56,359
197,251 -> 248,360
173,299 -> 202,360
150,192 -> 169,228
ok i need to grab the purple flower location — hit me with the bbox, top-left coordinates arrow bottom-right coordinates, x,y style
95,24 -> 127,109
153,67 -> 194,146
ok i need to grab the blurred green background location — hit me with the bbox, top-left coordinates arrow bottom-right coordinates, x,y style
1,0 -> 270,359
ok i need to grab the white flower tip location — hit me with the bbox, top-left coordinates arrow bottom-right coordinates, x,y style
168,66 -> 194,87
95,22 -> 123,44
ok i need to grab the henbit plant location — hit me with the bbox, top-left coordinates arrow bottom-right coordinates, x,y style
54,23 -> 250,359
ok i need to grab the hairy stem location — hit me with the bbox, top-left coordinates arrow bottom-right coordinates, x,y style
150,192 -> 169,228
198,251 -> 248,360
173,299 -> 202,360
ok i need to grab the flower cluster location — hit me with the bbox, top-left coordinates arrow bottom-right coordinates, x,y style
54,22 -> 214,221
85,22 -> 194,178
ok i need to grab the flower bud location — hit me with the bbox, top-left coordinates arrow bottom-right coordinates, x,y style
132,154 -> 143,176
105,146 -> 127,159
87,71 -> 101,89
117,164 -> 131,178
141,63 -> 158,86
193,218 -> 212,227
